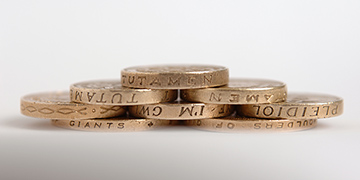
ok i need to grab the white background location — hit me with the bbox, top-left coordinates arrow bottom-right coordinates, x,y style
1,0 -> 359,179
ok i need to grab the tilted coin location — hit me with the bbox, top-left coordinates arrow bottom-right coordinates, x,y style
128,101 -> 234,120
70,80 -> 177,105
51,118 -> 175,132
21,92 -> 126,119
181,78 -> 287,104
237,93 -> 343,119
121,64 -> 229,89
184,117 -> 317,132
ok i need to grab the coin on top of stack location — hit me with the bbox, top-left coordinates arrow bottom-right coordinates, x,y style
121,64 -> 229,89
128,100 -> 234,120
181,78 -> 287,104
70,80 -> 178,105
184,116 -> 317,132
21,92 -> 127,119
237,93 -> 343,119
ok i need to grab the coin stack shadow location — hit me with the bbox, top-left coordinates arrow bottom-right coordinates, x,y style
20,65 -> 343,132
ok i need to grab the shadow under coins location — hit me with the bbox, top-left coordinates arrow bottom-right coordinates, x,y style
2,116 -> 65,131
2,116 -> 332,132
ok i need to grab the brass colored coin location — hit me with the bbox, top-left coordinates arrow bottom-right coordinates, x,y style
237,93 -> 343,119
70,80 -> 177,105
184,117 -> 317,132
181,78 -> 287,104
121,64 -> 229,89
21,92 -> 126,119
51,118 -> 175,132
128,101 -> 234,120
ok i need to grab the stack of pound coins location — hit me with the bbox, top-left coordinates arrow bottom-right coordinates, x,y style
20,64 -> 344,132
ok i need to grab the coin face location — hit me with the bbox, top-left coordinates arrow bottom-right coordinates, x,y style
181,78 -> 287,104
72,80 -> 123,90
227,78 -> 286,89
21,92 -> 127,119
121,64 -> 229,89
123,64 -> 227,73
70,80 -> 177,105
286,93 -> 343,104
237,93 -> 344,119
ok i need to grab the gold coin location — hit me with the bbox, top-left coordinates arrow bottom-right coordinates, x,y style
181,78 -> 287,104
184,117 -> 317,132
121,64 -> 229,89
128,101 -> 234,120
70,80 -> 177,105
51,118 -> 175,132
21,92 -> 126,119
237,93 -> 343,119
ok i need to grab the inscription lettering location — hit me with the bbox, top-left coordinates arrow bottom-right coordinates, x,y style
310,107 -> 319,116
150,78 -> 161,86
332,105 -> 338,115
111,93 -> 122,103
121,75 -> 127,84
179,106 -> 194,117
84,122 -> 90,128
107,122 -> 113,128
227,123 -> 235,129
187,76 -> 196,85
264,94 -> 273,101
152,106 -> 162,116
96,93 -> 107,103
203,75 -> 212,84
229,94 -> 239,102
70,120 -> 75,126
265,123 -> 273,129
254,123 -> 261,129
128,76 -> 135,84
168,77 -> 180,86
286,107 -> 298,117
117,123 -> 124,129
126,93 -> 138,103
75,91 -> 83,101
287,122 -> 294,128
138,106 -> 150,116
246,95 -> 259,102
263,106 -> 274,116
87,92 -> 96,102
138,76 -> 146,85
94,122 -> 102,128
209,93 -> 222,102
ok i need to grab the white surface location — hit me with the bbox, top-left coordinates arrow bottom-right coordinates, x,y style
1,0 -> 359,179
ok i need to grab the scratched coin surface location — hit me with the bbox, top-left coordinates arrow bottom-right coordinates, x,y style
181,78 -> 287,104
51,118 -> 176,132
128,101 -> 234,120
184,116 -> 317,132
21,92 -> 126,119
237,93 -> 343,119
121,64 -> 229,89
70,80 -> 177,105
